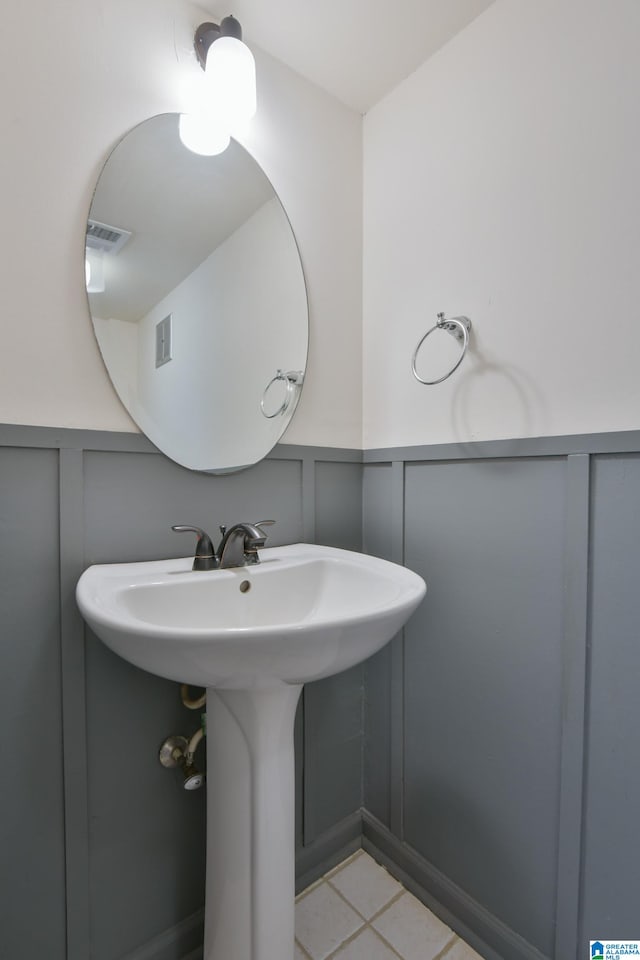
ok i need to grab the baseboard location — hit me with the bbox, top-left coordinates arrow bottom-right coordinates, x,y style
361,811 -> 549,960
121,811 -> 548,960
120,909 -> 204,960
295,810 -> 362,893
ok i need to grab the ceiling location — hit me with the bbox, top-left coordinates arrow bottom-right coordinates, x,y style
203,0 -> 495,114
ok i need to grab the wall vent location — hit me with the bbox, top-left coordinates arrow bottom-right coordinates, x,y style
86,219 -> 132,254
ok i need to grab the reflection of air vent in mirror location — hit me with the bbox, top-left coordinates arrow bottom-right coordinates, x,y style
156,314 -> 172,368
86,218 -> 132,254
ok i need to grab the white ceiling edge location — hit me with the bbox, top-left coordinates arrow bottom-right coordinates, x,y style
201,0 -> 496,114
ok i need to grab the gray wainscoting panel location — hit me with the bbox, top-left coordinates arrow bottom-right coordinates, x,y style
0,447 -> 66,959
402,458 -> 566,957
303,664 -> 364,844
554,454 -> 590,960
314,460 -> 363,551
82,451 -> 304,564
59,447 -> 91,960
85,632 -> 208,960
362,463 -> 394,827
362,463 -> 394,562
302,460 -> 366,844
363,642 -> 392,827
580,453 -> 640,940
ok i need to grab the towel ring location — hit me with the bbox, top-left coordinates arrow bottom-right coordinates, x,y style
260,369 -> 304,418
411,313 -> 472,385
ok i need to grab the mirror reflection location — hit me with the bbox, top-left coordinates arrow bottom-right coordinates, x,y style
86,114 -> 308,473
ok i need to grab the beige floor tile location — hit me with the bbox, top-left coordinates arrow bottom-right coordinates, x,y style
322,849 -> 365,880
331,926 -> 400,959
298,855 -> 485,960
372,892 -> 455,960
329,853 -> 403,919
444,938 -> 485,960
295,880 -> 364,960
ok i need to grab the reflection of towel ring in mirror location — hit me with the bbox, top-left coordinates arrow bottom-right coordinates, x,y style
260,369 -> 304,418
411,312 -> 472,385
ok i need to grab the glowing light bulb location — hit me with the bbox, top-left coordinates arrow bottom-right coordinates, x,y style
178,112 -> 230,156
205,36 -> 256,127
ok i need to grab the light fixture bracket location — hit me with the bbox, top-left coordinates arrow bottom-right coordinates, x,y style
194,15 -> 243,70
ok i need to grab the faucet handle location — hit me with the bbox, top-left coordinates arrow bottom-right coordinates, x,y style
254,520 -> 276,533
172,524 -> 209,541
171,525 -> 217,570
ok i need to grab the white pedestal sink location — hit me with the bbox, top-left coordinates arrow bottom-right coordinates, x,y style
76,543 -> 426,960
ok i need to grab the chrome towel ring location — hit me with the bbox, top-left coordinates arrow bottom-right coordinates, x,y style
411,312 -> 472,385
260,369 -> 304,418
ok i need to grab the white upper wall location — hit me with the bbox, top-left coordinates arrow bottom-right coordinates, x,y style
363,0 -> 640,448
3,0 -> 637,453
0,0 -> 362,449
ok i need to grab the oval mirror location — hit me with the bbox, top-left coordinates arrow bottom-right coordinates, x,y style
86,114 -> 308,473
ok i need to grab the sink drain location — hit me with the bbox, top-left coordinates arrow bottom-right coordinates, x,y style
239,580 -> 251,593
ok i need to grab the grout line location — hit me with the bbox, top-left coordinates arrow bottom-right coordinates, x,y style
325,871 -> 405,927
323,925 -> 363,960
371,920 -> 457,960
296,853 -> 475,960
364,921 -> 412,960
295,876 -> 327,903
325,877 -> 370,921
368,893 -> 459,960
296,850 -> 366,904
365,888 -> 406,925
322,848 -> 364,881
432,935 -> 460,960
295,937 -> 314,960
323,921 -> 403,960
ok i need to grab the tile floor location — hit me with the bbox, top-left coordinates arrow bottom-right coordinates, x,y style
295,850 -> 484,960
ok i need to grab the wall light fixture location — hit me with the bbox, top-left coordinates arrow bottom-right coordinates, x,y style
179,15 -> 256,156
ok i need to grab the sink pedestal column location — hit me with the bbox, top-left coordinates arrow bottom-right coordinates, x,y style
204,683 -> 303,960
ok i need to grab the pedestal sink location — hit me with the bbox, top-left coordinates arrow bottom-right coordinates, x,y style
76,543 -> 426,960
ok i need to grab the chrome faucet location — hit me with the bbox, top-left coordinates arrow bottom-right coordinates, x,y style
217,522 -> 269,568
172,521 -> 274,570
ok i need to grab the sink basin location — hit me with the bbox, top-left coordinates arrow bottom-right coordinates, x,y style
76,543 -> 426,960
76,543 -> 426,688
